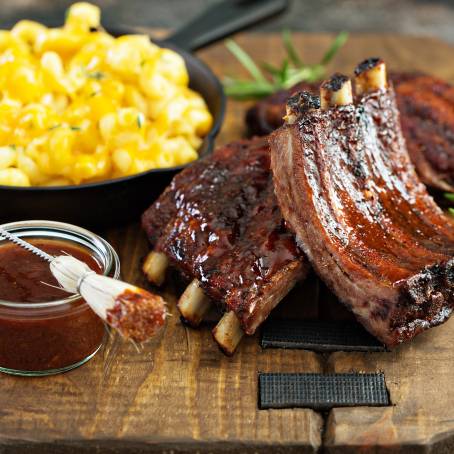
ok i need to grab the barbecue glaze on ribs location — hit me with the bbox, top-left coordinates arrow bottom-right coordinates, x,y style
142,138 -> 308,353
269,59 -> 454,347
249,72 -> 454,191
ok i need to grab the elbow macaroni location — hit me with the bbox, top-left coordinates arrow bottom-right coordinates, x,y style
0,2 -> 212,186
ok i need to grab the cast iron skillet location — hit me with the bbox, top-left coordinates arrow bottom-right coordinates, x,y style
0,0 -> 288,228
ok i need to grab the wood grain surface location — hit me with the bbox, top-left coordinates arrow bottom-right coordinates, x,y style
2,33 -> 454,453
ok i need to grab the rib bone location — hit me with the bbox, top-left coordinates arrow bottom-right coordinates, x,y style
212,311 -> 244,356
284,91 -> 321,124
354,58 -> 387,95
142,251 -> 168,286
320,73 -> 353,109
177,279 -> 211,327
270,58 -> 454,348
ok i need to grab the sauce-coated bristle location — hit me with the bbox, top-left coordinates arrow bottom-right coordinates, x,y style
51,255 -> 167,342
106,288 -> 167,343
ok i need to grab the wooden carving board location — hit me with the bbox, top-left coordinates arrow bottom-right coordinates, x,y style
2,33 -> 454,453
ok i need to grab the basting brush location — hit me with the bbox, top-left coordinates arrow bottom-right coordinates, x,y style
0,227 -> 167,343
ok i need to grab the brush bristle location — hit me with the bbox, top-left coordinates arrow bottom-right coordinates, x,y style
79,274 -> 129,319
105,286 -> 167,342
50,255 -> 93,294
80,274 -> 167,342
50,254 -> 167,342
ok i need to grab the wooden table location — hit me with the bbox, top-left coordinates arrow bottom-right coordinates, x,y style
2,33 -> 454,453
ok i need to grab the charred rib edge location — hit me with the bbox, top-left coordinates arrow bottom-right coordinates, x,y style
212,311 -> 244,356
177,279 -> 211,327
285,91 -> 321,124
142,251 -> 169,286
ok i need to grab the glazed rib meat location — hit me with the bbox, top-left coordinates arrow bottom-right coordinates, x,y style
142,138 -> 308,353
394,72 -> 454,191
249,72 -> 454,191
270,59 -> 454,347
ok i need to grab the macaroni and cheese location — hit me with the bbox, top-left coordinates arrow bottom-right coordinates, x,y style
0,2 -> 212,186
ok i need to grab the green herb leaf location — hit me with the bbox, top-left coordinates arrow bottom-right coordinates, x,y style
137,113 -> 144,129
224,79 -> 276,100
282,29 -> 303,67
70,126 -> 81,131
223,31 -> 348,101
278,59 -> 290,84
48,124 -> 62,131
321,31 -> 349,65
445,193 -> 454,202
225,39 -> 268,84
261,62 -> 282,77
281,66 -> 313,89
448,207 -> 454,217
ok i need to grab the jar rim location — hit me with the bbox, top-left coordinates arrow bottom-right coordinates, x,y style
0,220 -> 120,309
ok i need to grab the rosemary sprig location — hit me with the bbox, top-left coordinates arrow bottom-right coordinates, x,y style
223,30 -> 348,101
225,40 -> 268,84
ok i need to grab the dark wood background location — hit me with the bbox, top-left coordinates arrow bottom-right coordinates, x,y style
4,0 -> 454,44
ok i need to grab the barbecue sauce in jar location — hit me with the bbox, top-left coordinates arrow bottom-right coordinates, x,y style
0,240 -> 101,302
0,224 -> 119,376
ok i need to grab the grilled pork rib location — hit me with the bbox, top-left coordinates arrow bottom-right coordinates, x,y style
249,72 -> 454,191
270,59 -> 454,347
142,138 -> 308,354
394,72 -> 454,191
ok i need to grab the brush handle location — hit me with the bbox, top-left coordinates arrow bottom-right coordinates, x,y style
0,227 -> 53,262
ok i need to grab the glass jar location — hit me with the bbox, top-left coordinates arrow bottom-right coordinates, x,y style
0,220 -> 120,376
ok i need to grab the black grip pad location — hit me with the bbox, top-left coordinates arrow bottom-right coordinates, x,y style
259,372 -> 390,410
261,320 -> 386,352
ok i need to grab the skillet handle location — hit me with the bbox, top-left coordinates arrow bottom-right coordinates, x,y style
165,0 -> 289,52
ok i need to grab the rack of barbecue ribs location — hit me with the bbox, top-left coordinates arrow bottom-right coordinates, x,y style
141,138 -> 309,355
249,72 -> 454,192
270,58 -> 454,348
394,72 -> 454,192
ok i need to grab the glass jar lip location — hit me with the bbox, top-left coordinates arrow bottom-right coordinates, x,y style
0,220 -> 120,309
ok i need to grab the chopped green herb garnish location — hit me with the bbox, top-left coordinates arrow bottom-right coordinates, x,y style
70,126 -> 81,131
449,207 -> 454,217
9,144 -> 16,150
87,71 -> 105,80
89,90 -> 100,98
223,30 -> 348,101
137,113 -> 144,129
48,124 -> 62,131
